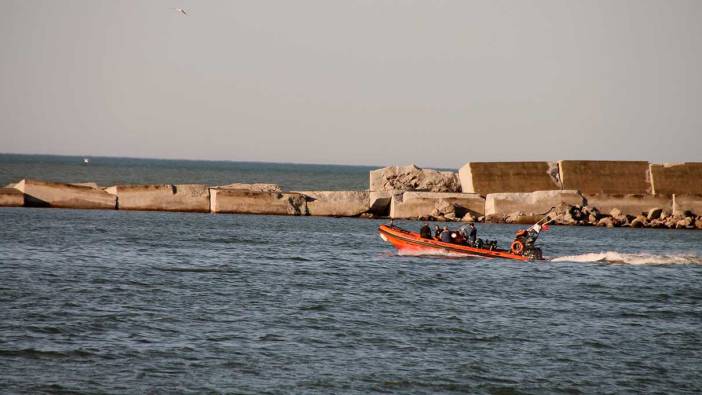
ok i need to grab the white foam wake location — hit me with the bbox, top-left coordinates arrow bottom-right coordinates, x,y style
551,251 -> 702,265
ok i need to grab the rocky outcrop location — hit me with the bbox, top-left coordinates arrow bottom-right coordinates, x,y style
298,191 -> 369,217
210,189 -> 307,215
105,184 -> 210,212
559,160 -> 651,194
0,188 -> 23,207
650,163 -> 702,195
214,183 -> 282,192
459,162 -> 560,194
389,192 -> 484,220
13,179 -> 116,209
583,194 -> 672,217
485,190 -> 585,222
526,201 -> 701,230
672,194 -> 702,217
369,165 -> 460,193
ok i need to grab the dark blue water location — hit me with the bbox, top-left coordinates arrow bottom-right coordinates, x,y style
1,207 -> 701,393
0,154 -> 374,190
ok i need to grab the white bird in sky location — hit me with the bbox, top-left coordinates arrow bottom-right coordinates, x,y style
173,8 -> 188,15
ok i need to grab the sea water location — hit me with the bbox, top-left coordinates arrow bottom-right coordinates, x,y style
0,154 -> 374,190
1,155 -> 702,393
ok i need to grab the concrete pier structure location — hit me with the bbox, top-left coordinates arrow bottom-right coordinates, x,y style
459,162 -> 560,194
298,191 -> 369,217
559,160 -> 650,195
13,179 -> 116,209
210,189 -> 307,215
650,163 -> 702,196
105,184 -> 210,212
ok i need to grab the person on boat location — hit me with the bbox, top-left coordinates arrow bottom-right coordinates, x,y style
452,230 -> 465,244
469,223 -> 477,244
439,227 -> 452,243
419,223 -> 432,239
434,225 -> 442,239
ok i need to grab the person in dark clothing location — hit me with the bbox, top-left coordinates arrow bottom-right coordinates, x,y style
439,227 -> 452,243
419,223 -> 432,239
469,223 -> 477,244
434,225 -> 441,239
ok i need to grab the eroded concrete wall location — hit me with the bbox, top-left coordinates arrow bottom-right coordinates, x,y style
485,190 -> 584,218
0,188 -> 24,207
105,184 -> 210,212
14,179 -> 116,209
298,191 -> 369,217
389,192 -> 484,219
650,163 -> 702,196
559,160 -> 650,194
672,194 -> 702,216
210,189 -> 307,215
584,194 -> 672,216
459,162 -> 560,194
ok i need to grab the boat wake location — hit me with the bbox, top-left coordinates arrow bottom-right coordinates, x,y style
551,251 -> 702,265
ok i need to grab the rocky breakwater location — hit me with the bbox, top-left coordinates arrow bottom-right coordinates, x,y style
210,183 -> 307,215
369,164 -> 462,217
105,184 -> 210,212
12,179 -> 116,209
545,204 -> 702,230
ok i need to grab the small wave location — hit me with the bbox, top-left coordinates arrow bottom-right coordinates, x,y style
551,251 -> 702,265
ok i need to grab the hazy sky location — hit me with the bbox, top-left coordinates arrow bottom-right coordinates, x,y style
1,0 -> 701,168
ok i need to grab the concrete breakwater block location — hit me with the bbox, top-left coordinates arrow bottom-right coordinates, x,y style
672,194 -> 702,216
210,189 -> 307,215
105,184 -> 210,212
559,160 -> 650,195
214,183 -> 282,192
297,191 -> 369,217
0,188 -> 24,207
369,191 -> 403,216
584,194 -> 672,217
459,161 -> 560,194
390,192 -> 485,219
650,163 -> 702,196
13,179 -> 116,209
485,190 -> 584,219
370,165 -> 460,193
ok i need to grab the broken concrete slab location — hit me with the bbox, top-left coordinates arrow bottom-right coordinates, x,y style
105,184 -> 210,212
13,179 -> 116,209
210,189 -> 307,215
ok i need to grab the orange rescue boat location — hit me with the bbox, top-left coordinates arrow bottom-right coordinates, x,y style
378,224 -> 545,262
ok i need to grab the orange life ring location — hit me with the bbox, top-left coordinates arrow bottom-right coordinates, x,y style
510,240 -> 525,255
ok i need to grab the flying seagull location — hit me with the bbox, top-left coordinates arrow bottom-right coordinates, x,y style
173,8 -> 187,15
